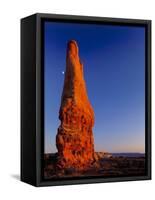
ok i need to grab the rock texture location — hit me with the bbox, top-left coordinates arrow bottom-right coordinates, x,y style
56,40 -> 95,170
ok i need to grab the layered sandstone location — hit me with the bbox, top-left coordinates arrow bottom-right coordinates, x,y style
56,40 -> 95,170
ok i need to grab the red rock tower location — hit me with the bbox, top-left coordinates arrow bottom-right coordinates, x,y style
56,40 -> 95,170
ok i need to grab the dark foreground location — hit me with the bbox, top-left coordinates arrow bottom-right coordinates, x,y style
44,153 -> 145,180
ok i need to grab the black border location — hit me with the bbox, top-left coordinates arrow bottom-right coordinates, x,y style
35,13 -> 151,186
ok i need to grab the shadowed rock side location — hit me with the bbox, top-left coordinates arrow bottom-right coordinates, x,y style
56,40 -> 95,170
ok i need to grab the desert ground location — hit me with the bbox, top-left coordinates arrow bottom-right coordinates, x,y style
44,153 -> 145,179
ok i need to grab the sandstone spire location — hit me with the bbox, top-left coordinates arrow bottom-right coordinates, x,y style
56,40 -> 95,170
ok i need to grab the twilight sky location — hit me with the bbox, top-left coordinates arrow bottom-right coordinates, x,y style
44,21 -> 145,154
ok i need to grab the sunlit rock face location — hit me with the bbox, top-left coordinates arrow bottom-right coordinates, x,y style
56,40 -> 95,170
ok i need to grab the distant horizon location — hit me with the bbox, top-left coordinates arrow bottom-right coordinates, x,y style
44,21 -> 145,154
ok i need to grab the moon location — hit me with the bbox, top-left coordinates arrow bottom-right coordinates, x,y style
62,71 -> 65,75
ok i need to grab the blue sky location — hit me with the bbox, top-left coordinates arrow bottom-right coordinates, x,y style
44,21 -> 145,154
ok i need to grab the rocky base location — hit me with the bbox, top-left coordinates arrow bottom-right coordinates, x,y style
44,153 -> 145,179
56,40 -> 95,169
